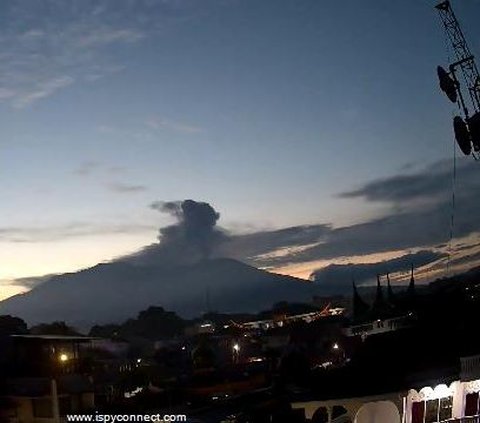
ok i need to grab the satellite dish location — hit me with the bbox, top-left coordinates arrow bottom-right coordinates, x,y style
467,112 -> 480,152
453,116 -> 472,155
437,66 -> 458,103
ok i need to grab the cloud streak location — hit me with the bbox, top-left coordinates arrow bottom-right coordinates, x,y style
0,222 -> 154,243
114,157 -> 480,289
0,0 -> 192,108
234,159 -> 480,268
7,158 -> 480,293
108,182 -> 147,193
339,159 -> 476,206
12,76 -> 75,108
310,250 -> 447,292
146,117 -> 203,134
72,161 -> 146,193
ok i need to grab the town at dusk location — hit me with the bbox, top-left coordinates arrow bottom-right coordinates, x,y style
1,1 -> 480,422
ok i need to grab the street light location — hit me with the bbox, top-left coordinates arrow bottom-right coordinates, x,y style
332,342 -> 346,365
232,343 -> 240,364
59,353 -> 69,363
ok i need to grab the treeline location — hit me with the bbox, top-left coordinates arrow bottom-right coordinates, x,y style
0,301 -> 323,340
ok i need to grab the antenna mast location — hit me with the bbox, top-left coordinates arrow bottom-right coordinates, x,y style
435,1 -> 480,156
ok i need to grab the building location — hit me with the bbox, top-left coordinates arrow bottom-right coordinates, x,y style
0,335 -> 95,422
290,354 -> 480,422
345,271 -> 417,339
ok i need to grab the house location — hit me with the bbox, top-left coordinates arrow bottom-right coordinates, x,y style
0,335 -> 95,422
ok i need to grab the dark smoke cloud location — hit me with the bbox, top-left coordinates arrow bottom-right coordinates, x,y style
119,157 -> 480,278
153,199 -> 223,257
339,158 -> 477,205
219,224 -> 331,265
128,200 -> 225,266
240,158 -> 480,269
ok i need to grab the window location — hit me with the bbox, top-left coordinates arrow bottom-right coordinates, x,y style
465,392 -> 480,417
438,397 -> 453,421
332,406 -> 348,419
425,400 -> 438,423
411,397 -> 452,423
311,407 -> 328,423
412,401 -> 425,423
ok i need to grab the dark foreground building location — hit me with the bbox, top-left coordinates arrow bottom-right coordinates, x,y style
0,335 -> 95,421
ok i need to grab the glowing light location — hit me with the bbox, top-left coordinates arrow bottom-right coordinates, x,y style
333,343 -> 340,350
233,343 -> 240,352
59,353 -> 69,362
124,386 -> 143,398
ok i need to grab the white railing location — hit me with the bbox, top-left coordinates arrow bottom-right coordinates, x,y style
447,416 -> 480,423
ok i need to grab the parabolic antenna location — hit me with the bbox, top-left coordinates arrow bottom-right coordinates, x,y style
437,66 -> 458,103
453,116 -> 472,156
467,112 -> 480,152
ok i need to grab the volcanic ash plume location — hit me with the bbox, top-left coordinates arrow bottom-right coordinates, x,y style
131,199 -> 226,266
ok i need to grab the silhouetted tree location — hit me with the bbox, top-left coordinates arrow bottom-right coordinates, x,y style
30,321 -> 81,336
121,306 -> 186,340
192,337 -> 216,370
0,315 -> 28,336
89,324 -> 121,338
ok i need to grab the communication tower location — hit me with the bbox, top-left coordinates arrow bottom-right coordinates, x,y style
435,1 -> 480,156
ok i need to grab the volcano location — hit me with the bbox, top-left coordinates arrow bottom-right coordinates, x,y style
0,258 -> 314,328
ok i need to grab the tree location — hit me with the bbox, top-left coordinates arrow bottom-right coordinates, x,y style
30,321 -> 81,336
0,315 -> 28,336
89,324 -> 121,338
120,306 -> 186,340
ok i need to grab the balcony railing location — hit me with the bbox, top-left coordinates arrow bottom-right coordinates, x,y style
448,416 -> 480,423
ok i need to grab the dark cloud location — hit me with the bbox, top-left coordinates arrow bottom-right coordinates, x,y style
295,207 -> 451,262
128,200 -> 226,266
219,224 -> 330,265
339,158 -> 477,205
240,158 -> 480,268
10,275 -> 54,289
447,249 -> 480,268
340,173 -> 445,203
452,242 -> 480,253
132,157 -> 480,273
310,250 -> 447,293
16,153 -> 480,291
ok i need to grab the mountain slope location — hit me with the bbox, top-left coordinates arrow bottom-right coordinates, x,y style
0,259 -> 314,327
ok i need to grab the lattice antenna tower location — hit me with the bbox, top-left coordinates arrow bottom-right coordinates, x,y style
436,1 -> 480,156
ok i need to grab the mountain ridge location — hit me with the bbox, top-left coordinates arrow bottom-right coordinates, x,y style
0,258 -> 313,328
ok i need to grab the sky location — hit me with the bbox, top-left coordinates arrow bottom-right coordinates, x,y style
1,0 -> 480,300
